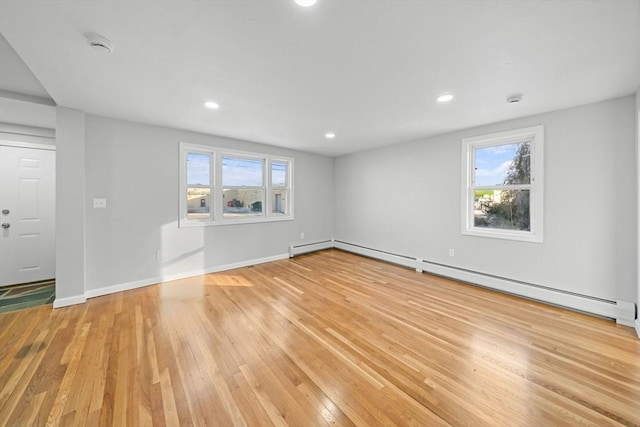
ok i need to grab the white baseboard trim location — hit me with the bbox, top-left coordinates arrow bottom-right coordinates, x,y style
55,240 -> 638,332
289,240 -> 334,257
53,294 -> 87,309
85,276 -> 159,299
333,240 -> 637,326
85,253 -> 289,299
333,241 -> 417,269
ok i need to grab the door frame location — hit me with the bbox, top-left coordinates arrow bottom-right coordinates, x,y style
0,139 -> 56,151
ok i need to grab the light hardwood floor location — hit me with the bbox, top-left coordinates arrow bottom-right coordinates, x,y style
1,249 -> 639,426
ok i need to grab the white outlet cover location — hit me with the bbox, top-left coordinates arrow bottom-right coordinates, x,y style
93,198 -> 107,208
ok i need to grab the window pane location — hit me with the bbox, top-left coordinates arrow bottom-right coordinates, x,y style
187,152 -> 211,185
474,141 -> 530,186
272,161 -> 287,187
473,189 -> 530,231
222,157 -> 264,187
187,187 -> 211,219
272,189 -> 287,214
223,188 -> 264,217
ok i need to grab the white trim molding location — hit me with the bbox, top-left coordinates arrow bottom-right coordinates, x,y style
289,240 -> 334,257
0,123 -> 55,139
85,253 -> 289,299
53,294 -> 87,309
0,138 -> 55,150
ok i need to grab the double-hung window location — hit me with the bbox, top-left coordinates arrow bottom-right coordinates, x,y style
462,125 -> 543,242
222,156 -> 265,218
180,143 -> 293,227
185,150 -> 214,221
271,160 -> 289,216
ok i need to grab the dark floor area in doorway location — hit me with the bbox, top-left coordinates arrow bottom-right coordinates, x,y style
0,280 -> 55,313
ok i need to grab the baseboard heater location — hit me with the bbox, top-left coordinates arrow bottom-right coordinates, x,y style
289,240 -> 334,257
294,239 -> 636,327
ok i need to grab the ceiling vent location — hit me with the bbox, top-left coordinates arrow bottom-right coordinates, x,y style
85,32 -> 113,53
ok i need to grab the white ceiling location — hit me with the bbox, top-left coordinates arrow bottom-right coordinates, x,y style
0,0 -> 638,156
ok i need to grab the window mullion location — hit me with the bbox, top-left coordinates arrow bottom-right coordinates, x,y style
215,152 -> 222,221
472,184 -> 532,191
265,158 -> 271,218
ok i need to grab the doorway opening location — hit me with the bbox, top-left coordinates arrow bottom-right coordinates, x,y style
0,142 -> 56,312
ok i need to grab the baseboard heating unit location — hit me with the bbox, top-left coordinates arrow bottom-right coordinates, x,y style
289,240 -> 334,257
291,239 -> 637,327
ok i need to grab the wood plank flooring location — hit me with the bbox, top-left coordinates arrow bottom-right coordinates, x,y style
1,249 -> 639,426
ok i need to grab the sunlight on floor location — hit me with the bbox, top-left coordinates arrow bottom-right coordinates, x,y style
205,273 -> 255,287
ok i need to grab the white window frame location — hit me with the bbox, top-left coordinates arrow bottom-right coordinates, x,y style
220,153 -> 266,220
461,125 -> 544,242
179,143 -> 294,227
180,145 -> 215,225
269,158 -> 291,217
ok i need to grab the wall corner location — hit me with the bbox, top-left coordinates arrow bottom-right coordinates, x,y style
55,106 -> 87,303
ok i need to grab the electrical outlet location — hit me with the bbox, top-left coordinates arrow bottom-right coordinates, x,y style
156,250 -> 161,260
449,248 -> 455,257
300,232 -> 305,239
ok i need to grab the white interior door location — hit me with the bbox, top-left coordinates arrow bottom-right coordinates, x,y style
0,145 -> 56,286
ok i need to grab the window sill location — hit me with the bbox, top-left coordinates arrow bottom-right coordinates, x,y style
462,227 -> 543,243
179,215 -> 294,228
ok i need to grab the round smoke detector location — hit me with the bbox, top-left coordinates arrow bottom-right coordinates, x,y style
85,32 -> 113,53
507,94 -> 523,104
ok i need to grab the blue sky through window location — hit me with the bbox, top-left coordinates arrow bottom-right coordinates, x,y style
222,157 -> 264,186
474,142 -> 523,186
186,152 -> 210,185
272,162 -> 287,187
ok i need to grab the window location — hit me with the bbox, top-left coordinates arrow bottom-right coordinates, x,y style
186,151 -> 213,221
222,156 -> 265,218
180,143 -> 293,227
462,125 -> 543,242
271,161 -> 289,215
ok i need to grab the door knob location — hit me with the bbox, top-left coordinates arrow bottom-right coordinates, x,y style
1,209 -> 8,215
1,223 -> 9,229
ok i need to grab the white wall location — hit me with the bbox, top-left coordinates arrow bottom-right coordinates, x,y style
54,106 -> 86,304
334,96 -> 637,304
83,115 -> 334,292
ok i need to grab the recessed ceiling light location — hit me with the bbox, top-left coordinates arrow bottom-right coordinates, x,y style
437,94 -> 454,103
295,0 -> 317,7
325,132 -> 336,139
203,101 -> 220,109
